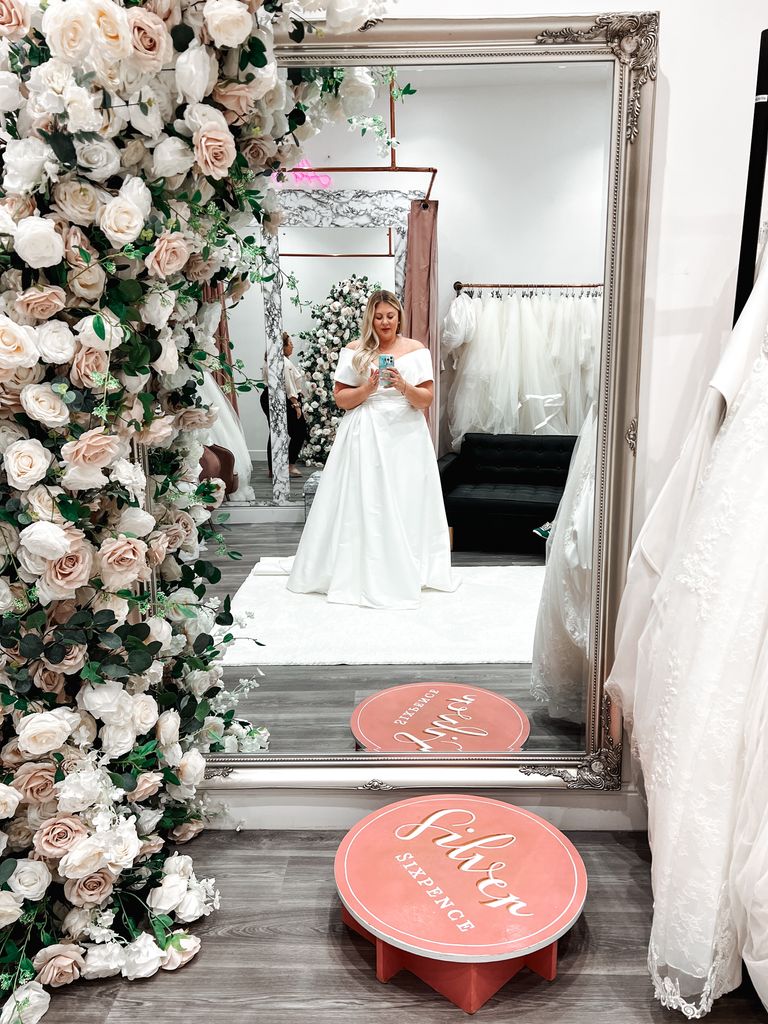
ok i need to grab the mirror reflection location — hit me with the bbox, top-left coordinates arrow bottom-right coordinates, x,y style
203,59 -> 614,755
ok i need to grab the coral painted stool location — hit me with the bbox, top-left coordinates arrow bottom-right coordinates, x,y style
349,683 -> 530,753
335,795 -> 587,1014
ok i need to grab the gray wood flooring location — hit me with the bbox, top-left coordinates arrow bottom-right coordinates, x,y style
207,521 -> 581,754
41,830 -> 766,1023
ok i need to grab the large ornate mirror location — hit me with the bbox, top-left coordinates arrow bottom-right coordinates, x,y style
198,14 -> 657,793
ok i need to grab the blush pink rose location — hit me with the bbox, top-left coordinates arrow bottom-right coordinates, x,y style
170,820 -> 204,843
127,7 -> 171,70
40,643 -> 88,675
145,231 -> 191,279
15,286 -> 67,321
39,536 -> 95,602
193,126 -> 236,180
63,869 -> 116,907
69,344 -> 110,390
98,535 -> 151,590
0,0 -> 30,39
33,943 -> 86,987
11,761 -> 58,804
33,815 -> 89,859
61,426 -> 126,470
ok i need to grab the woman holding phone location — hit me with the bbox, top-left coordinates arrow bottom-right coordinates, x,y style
287,290 -> 456,609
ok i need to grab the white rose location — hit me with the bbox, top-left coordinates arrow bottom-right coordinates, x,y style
17,708 -> 79,756
19,383 -> 70,429
135,807 -> 163,836
35,320 -> 76,363
182,101 -> 228,134
19,521 -> 71,560
117,507 -> 155,537
163,853 -> 194,878
0,891 -> 23,929
0,71 -> 21,112
90,0 -> 132,59
145,616 -> 172,651
99,195 -> 145,248
0,784 -> 21,820
138,287 -> 175,330
102,819 -> 141,873
177,749 -> 205,787
339,66 -> 376,116
146,873 -> 187,915
99,723 -> 137,758
0,316 -> 38,371
8,859 -> 52,901
42,0 -> 92,62
0,423 -> 27,455
74,138 -> 121,182
3,438 -> 53,491
13,216 -> 65,269
78,679 -> 127,722
58,835 -> 108,879
91,591 -> 129,626
120,176 -> 152,218
121,933 -> 164,981
202,0 -> 252,48
161,931 -> 201,971
63,83 -> 102,132
0,983 -> 50,1024
174,44 -> 216,107
152,136 -> 196,179
173,887 -> 207,924
132,694 -> 159,734
56,767 -> 103,814
156,709 -> 180,747
81,942 -> 126,979
2,139 -> 57,195
110,458 -> 146,500
74,313 -> 122,351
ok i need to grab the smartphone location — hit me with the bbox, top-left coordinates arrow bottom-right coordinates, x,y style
378,353 -> 395,387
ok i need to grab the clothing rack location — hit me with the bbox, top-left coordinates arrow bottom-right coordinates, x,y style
454,280 -> 603,293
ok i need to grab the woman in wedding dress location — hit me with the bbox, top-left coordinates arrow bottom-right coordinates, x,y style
287,290 -> 457,610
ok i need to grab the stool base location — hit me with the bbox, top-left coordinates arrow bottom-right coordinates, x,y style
342,907 -> 557,1014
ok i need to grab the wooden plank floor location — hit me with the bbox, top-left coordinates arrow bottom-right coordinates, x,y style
41,830 -> 766,1023
206,521 -> 579,753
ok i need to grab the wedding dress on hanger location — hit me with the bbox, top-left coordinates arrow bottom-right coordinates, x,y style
518,294 -> 567,434
199,371 -> 255,502
490,293 -> 521,435
529,403 -> 597,720
448,294 -> 502,447
441,291 -> 477,369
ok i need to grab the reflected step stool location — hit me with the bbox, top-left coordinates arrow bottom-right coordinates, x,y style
335,795 -> 587,1014
349,682 -> 530,753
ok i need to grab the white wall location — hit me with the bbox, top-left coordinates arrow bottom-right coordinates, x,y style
370,0 -> 767,530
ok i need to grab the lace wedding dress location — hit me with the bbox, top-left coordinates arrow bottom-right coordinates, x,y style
628,333 -> 768,1016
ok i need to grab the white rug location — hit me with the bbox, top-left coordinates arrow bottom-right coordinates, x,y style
222,560 -> 546,666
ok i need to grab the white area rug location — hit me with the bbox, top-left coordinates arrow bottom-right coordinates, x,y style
222,560 -> 546,666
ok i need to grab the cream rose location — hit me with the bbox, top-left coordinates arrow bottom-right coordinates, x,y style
17,708 -> 80,755
91,590 -> 130,626
145,231 -> 191,279
3,438 -> 52,491
74,138 -> 121,183
0,783 -> 21,819
99,194 -> 146,248
63,868 -> 115,907
0,315 -> 38,375
74,313 -> 122,351
0,983 -> 50,1024
146,873 -> 187,915
68,261 -> 107,303
15,285 -> 66,321
161,931 -> 201,971
127,7 -> 171,70
99,722 -> 136,758
13,216 -> 65,269
177,748 -> 205,787
90,0 -> 132,59
98,535 -> 150,589
35,321 -> 76,364
202,0 -> 252,47
0,891 -> 23,929
20,383 -> 70,429
132,693 -> 159,734
131,770 -> 163,802
58,834 -> 108,879
193,125 -> 236,180
116,507 -> 155,537
151,137 -> 195,180
61,426 -> 127,471
70,343 -> 109,389
8,858 -> 52,901
156,709 -> 180,747
32,943 -> 85,988
42,0 -> 91,62
0,421 -> 27,454
52,179 -> 103,227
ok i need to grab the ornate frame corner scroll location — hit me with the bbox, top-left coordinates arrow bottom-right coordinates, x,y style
203,15 -> 657,794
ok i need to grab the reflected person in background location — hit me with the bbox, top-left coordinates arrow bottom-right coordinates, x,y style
287,290 -> 457,609
260,331 -> 309,479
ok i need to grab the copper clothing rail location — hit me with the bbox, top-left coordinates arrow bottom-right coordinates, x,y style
281,228 -> 395,260
301,164 -> 438,201
454,280 -> 604,292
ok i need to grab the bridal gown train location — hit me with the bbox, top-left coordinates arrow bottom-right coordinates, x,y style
287,346 -> 457,610
199,371 -> 255,502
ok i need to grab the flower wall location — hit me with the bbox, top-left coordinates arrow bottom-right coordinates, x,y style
0,0 -> 384,1020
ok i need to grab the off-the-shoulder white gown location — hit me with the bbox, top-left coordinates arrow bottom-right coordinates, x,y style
287,346 -> 457,609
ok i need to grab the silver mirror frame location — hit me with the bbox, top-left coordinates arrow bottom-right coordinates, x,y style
202,12 -> 658,793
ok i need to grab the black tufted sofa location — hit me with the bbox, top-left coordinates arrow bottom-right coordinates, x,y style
438,433 -> 577,552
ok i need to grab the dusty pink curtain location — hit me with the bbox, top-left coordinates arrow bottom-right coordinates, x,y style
402,199 -> 439,446
203,281 -> 239,414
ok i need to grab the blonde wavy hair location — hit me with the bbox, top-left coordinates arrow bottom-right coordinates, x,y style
352,290 -> 403,376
